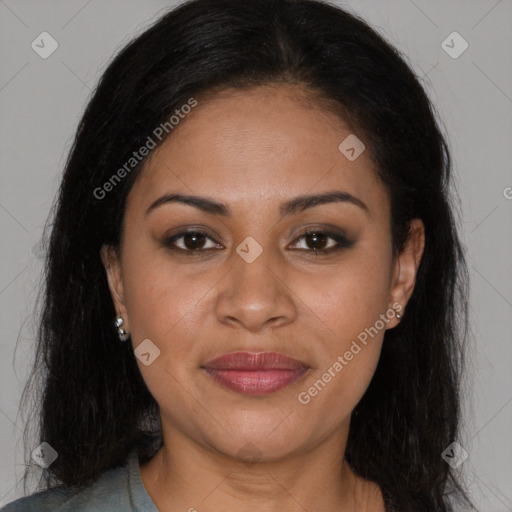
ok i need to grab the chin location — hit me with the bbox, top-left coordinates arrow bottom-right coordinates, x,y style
207,418 -> 307,462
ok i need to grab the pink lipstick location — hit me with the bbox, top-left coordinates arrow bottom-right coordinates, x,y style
201,351 -> 310,396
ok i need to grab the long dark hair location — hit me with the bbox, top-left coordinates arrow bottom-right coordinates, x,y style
20,0 -> 472,510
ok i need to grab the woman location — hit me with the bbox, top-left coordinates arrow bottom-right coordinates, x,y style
4,0 -> 473,510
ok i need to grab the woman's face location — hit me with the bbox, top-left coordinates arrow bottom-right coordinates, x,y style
102,84 -> 423,461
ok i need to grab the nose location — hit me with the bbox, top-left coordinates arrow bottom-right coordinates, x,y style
215,248 -> 297,333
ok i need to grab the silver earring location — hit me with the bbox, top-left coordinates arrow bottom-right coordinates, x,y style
114,316 -> 130,342
394,306 -> 403,321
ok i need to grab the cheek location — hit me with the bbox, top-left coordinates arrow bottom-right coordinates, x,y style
121,237 -> 203,337
121,256 -> 210,415
294,248 -> 391,418
295,285 -> 387,434
305,252 -> 392,345
296,344 -> 382,438
121,245 -> 222,385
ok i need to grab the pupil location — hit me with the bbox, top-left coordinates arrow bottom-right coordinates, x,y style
184,232 -> 205,250
307,232 -> 327,250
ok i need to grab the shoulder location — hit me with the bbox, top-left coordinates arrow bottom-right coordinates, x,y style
1,486 -> 70,512
2,458 -> 132,512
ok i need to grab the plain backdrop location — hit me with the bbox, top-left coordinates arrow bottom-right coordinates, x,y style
1,0 -> 511,510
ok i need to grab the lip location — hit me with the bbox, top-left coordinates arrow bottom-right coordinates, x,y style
201,351 -> 310,396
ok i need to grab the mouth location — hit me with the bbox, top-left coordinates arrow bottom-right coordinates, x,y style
200,351 -> 311,396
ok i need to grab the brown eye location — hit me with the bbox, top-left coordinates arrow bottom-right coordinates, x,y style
289,230 -> 354,254
163,230 -> 221,252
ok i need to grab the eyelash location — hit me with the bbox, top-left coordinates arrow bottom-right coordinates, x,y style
163,228 -> 354,256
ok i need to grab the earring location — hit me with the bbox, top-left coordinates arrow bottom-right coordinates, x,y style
394,305 -> 403,321
114,316 -> 130,342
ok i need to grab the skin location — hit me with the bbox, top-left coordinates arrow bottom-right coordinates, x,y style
102,83 -> 424,512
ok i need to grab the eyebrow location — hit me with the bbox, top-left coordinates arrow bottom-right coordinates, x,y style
145,190 -> 369,217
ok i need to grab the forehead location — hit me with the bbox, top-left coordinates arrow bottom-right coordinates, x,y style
129,84 -> 389,218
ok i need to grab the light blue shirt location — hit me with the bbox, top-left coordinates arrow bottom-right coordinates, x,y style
1,449 -> 159,511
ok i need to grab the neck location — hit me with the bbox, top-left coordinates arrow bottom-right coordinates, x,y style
139,422 -> 384,512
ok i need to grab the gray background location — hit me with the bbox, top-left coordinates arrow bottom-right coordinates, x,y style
1,0 -> 511,510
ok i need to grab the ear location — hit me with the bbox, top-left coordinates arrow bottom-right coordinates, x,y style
387,218 -> 425,327
100,244 -> 129,331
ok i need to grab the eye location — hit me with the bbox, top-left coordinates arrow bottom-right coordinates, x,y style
163,230 -> 222,253
289,229 -> 354,255
163,228 -> 354,256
